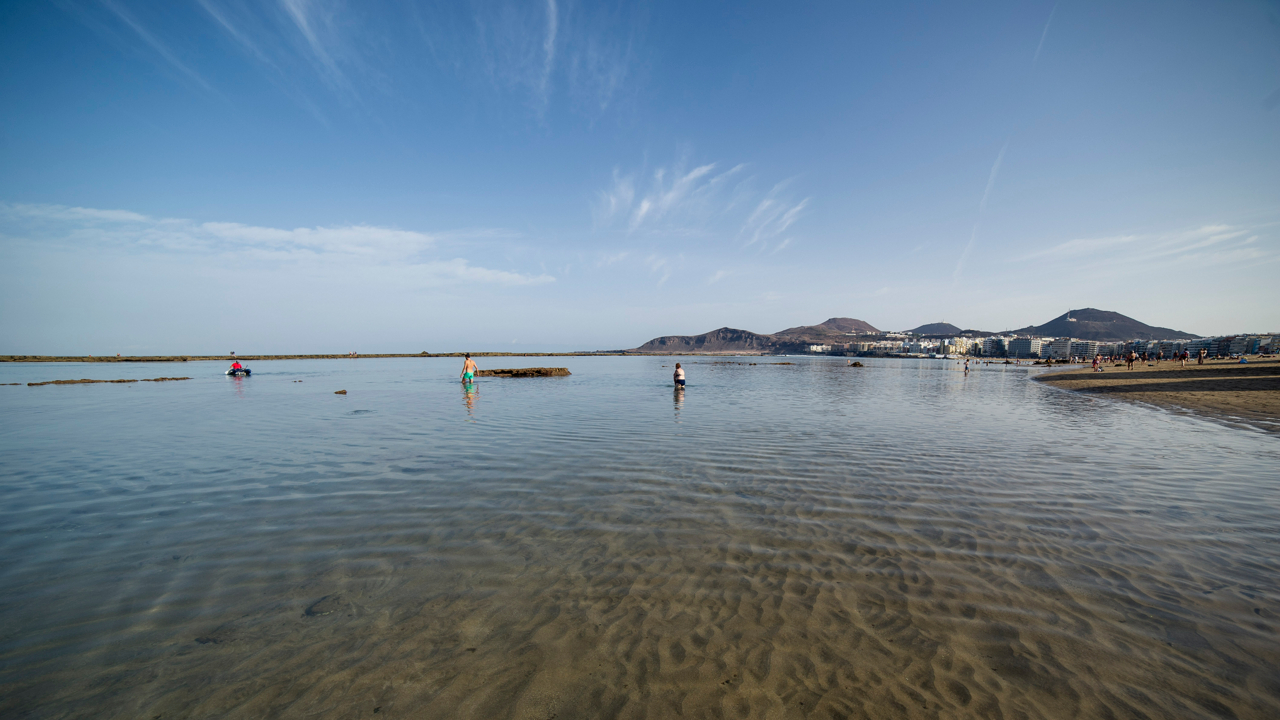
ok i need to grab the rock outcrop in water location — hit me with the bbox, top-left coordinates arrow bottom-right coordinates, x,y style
26,377 -> 191,386
476,367 -> 570,378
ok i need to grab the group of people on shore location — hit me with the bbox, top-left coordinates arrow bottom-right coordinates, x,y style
1084,347 -> 1202,372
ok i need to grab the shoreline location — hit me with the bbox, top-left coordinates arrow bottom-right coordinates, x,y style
1033,357 -> 1280,433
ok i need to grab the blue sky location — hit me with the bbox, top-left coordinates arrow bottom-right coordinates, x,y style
1,1 -> 1277,354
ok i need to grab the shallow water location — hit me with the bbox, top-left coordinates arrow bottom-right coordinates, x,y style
0,356 -> 1277,719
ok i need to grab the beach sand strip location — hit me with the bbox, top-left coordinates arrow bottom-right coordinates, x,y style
1034,358 -> 1280,432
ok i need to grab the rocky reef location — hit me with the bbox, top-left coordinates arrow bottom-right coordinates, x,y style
476,367 -> 571,378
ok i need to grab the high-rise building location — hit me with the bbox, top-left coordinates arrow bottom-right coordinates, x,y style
1069,340 -> 1099,359
1008,337 -> 1041,358
1046,337 -> 1073,360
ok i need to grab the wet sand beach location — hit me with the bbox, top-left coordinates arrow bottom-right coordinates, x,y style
1035,357 -> 1280,433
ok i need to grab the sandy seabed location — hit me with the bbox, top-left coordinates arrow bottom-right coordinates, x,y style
11,480 -> 1278,720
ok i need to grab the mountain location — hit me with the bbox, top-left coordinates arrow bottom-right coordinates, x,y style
1012,309 -> 1197,341
631,317 -> 879,353
774,317 -> 880,338
632,327 -> 776,353
906,322 -> 963,336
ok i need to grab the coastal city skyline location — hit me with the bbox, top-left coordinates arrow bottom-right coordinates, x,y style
2,2 -> 1278,354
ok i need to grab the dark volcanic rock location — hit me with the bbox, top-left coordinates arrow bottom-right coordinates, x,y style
304,595 -> 344,617
1012,308 -> 1196,341
476,367 -> 571,377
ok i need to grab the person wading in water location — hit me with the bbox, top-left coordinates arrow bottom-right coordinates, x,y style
460,353 -> 478,383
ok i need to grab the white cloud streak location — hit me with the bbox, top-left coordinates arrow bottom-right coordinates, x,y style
72,1 -> 640,125
954,140 -> 1010,283
1018,223 -> 1276,270
1033,3 -> 1058,65
595,158 -> 805,254
0,203 -> 553,286
541,0 -> 558,105
98,0 -> 218,94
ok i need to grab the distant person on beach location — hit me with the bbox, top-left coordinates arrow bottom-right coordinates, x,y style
674,362 -> 686,387
1092,354 -> 1100,372
1198,348 -> 1207,365
461,353 -> 478,383
963,359 -> 969,374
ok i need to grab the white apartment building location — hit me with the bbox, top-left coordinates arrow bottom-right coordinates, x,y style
1046,337 -> 1073,360
1069,340 -> 1099,359
1007,337 -> 1041,358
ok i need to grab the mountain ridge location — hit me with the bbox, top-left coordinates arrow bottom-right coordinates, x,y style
1011,308 -> 1195,342
631,309 -> 1199,353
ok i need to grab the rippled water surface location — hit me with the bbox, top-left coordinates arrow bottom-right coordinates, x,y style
1,356 -> 1278,719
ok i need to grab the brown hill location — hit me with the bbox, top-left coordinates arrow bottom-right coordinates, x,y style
632,327 -> 775,353
1012,309 -> 1196,342
632,317 -> 880,353
775,317 -> 880,337
906,322 -> 963,336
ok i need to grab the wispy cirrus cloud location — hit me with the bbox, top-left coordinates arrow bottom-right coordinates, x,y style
595,155 -> 807,255
1016,222 -> 1278,272
1033,3 -> 1058,65
0,203 -> 552,286
741,184 -> 808,248
64,1 -> 643,124
278,0 -> 351,93
472,0 -> 641,117
96,0 -> 218,95
953,139 -> 1009,283
541,0 -> 558,104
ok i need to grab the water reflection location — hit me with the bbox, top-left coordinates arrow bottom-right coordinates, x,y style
673,385 -> 685,422
461,380 -> 479,419
228,374 -> 247,398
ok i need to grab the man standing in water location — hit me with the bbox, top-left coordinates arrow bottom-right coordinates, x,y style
673,362 -> 686,387
460,353 -> 478,383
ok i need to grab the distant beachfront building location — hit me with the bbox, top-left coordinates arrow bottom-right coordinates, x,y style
1008,337 -> 1041,358
1046,337 -> 1073,360
981,336 -> 1007,357
1228,336 -> 1253,354
1069,340 -> 1099,359
807,344 -> 832,353
1183,337 -> 1213,356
